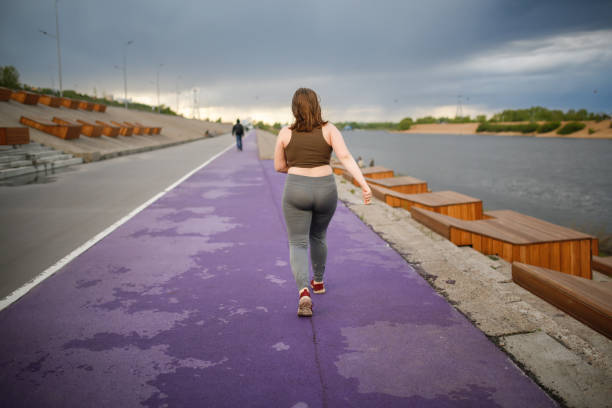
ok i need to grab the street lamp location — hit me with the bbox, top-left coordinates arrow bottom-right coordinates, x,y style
156,63 -> 164,114
176,75 -> 182,115
38,0 -> 63,96
123,40 -> 134,109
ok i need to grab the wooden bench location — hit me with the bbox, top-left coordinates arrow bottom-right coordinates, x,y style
38,94 -> 62,108
52,117 -> 102,138
410,207 -> 598,278
60,98 -> 79,109
110,121 -> 133,136
74,119 -> 103,138
92,103 -> 107,112
360,166 -> 394,179
123,121 -> 143,135
94,120 -> 120,137
370,184 -> 483,220
0,127 -> 30,145
0,87 -> 12,101
365,175 -> 428,194
593,256 -> 612,277
10,90 -> 40,105
78,101 -> 94,111
331,163 -> 346,175
20,115 -> 80,140
134,122 -> 152,134
512,262 -> 612,339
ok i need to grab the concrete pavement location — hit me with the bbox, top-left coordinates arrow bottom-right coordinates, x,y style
0,133 -> 234,300
0,133 -> 556,407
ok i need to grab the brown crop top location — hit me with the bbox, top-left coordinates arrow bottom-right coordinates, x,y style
284,126 -> 333,168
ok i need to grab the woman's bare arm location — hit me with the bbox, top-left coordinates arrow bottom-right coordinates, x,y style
328,124 -> 371,204
274,128 -> 289,173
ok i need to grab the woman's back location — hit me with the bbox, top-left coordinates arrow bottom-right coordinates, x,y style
284,126 -> 332,169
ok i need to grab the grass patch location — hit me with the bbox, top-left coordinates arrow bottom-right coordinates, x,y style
476,122 -> 539,133
588,128 -> 597,135
350,189 -> 355,194
557,122 -> 586,135
536,122 -> 561,133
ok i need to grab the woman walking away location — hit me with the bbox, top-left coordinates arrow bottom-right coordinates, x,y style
274,88 -> 372,317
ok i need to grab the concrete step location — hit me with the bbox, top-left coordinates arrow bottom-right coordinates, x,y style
0,154 -> 27,163
38,154 -> 74,163
26,150 -> 62,159
0,166 -> 37,180
3,160 -> 33,169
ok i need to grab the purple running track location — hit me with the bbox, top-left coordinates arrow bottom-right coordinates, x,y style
0,133 -> 556,407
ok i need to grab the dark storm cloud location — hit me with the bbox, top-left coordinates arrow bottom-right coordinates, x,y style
1,0 -> 611,120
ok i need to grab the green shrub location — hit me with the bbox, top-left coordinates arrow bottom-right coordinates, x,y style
397,117 -> 412,130
536,122 -> 561,133
476,122 -> 538,133
557,122 -> 586,135
588,128 -> 596,134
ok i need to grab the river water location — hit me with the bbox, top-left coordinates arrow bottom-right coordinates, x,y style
342,130 -> 612,250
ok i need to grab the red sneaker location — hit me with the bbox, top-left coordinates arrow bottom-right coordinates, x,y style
310,280 -> 325,294
298,288 -> 312,317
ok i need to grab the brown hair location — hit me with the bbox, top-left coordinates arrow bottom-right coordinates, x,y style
289,88 -> 328,132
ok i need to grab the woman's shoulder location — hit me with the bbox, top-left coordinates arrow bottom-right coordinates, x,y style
278,126 -> 292,145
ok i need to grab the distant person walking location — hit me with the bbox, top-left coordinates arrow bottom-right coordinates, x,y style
232,119 -> 245,151
274,88 -> 372,316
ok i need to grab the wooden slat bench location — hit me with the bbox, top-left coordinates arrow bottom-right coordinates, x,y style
60,98 -> 79,109
10,90 -> 40,105
593,256 -> 612,277
365,175 -> 429,194
74,119 -> 103,138
123,121 -> 143,135
94,120 -> 120,137
360,166 -> 394,179
38,94 -> 62,108
92,103 -> 107,112
52,117 -> 102,138
78,100 -> 94,111
20,115 -> 80,140
134,122 -> 152,134
331,163 -> 346,175
0,127 -> 30,145
410,206 -> 598,278
110,121 -> 133,136
512,262 -> 612,339
0,87 -> 13,101
370,184 -> 484,220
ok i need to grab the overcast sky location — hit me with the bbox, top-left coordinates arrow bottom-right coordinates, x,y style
2,0 -> 611,123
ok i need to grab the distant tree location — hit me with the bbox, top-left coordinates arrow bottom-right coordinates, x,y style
0,65 -> 20,89
476,115 -> 487,123
216,117 -> 222,123
397,117 -> 413,130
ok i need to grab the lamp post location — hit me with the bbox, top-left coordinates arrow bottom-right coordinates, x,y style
176,75 -> 182,115
38,0 -> 63,96
123,40 -> 134,109
156,63 -> 164,114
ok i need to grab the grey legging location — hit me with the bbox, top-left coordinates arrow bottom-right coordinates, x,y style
282,173 -> 338,290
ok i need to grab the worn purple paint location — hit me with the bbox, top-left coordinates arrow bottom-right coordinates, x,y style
0,134 -> 556,407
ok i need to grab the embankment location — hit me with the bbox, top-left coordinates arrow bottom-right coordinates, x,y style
0,100 -> 232,162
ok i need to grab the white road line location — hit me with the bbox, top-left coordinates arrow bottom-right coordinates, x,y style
0,137 -> 240,312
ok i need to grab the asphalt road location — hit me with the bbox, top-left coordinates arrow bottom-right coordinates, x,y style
0,133 -> 235,300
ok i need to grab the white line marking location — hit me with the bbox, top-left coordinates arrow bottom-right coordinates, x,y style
0,136 -> 240,312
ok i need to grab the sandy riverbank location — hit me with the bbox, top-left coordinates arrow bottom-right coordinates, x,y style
397,120 -> 612,139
